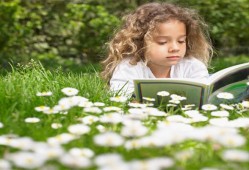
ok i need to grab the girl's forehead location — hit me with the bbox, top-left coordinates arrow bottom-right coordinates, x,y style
152,20 -> 186,36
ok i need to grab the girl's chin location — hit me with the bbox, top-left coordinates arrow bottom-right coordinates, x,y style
166,60 -> 181,65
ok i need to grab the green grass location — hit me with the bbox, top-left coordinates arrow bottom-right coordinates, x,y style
0,61 -> 111,139
0,58 -> 249,169
209,55 -> 249,73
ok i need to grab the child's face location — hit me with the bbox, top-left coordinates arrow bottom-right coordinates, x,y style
145,19 -> 187,69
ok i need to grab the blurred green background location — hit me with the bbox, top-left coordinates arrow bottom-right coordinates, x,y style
1,0 -> 249,73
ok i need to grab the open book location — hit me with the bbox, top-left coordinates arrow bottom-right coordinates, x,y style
134,62 -> 249,107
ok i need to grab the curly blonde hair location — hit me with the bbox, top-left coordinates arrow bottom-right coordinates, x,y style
101,2 -> 213,82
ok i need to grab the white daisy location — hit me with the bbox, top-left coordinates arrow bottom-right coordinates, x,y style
6,151 -> 47,169
53,104 -> 71,111
201,167 -> 219,170
143,107 -> 167,117
59,154 -> 91,168
61,87 -> 79,96
169,99 -> 180,104
96,125 -> 106,133
166,115 -> 191,124
100,113 -> 123,124
184,110 -> 201,118
67,124 -> 90,135
83,107 -> 102,114
97,162 -> 129,170
147,157 -> 174,169
229,118 -> 249,128
9,137 -> 36,150
33,144 -> 65,159
128,102 -> 147,108
174,149 -> 194,161
0,159 -> 11,170
93,102 -> 105,107
79,115 -> 99,125
191,115 -> 208,123
139,136 -> 165,148
78,101 -> 94,108
121,123 -> 148,137
217,92 -> 234,99
167,104 -> 178,107
59,111 -> 68,115
201,104 -> 217,111
103,106 -> 122,112
129,157 -> 174,170
129,160 -> 152,170
182,104 -> 196,111
222,149 -> 249,162
0,135 -> 16,146
211,110 -> 229,117
170,94 -> 186,101
35,106 -> 50,112
43,108 -> 59,114
217,134 -> 246,147
125,111 -> 148,120
69,148 -> 94,158
58,96 -> 81,107
51,123 -> 63,129
124,139 -> 142,150
209,117 -> 229,127
47,133 -> 77,145
219,103 -> 234,110
241,101 -> 249,108
36,91 -> 52,97
94,132 -> 124,147
128,108 -> 144,115
94,153 -> 123,167
157,91 -> 170,96
24,117 -> 40,123
110,96 -> 128,103
185,110 -> 208,122
150,110 -> 167,117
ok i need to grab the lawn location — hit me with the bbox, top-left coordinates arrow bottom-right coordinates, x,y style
0,58 -> 249,170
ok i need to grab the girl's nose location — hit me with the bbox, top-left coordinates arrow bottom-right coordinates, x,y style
169,42 -> 180,52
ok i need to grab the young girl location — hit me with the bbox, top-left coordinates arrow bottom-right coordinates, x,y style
101,2 -> 213,94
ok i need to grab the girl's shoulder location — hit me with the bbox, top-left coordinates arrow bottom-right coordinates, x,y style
117,58 -> 146,69
111,58 -> 153,81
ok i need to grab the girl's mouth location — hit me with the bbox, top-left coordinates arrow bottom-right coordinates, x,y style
166,56 -> 180,60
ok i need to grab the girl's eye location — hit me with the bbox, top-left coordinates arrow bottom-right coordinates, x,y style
158,42 -> 167,45
178,40 -> 186,43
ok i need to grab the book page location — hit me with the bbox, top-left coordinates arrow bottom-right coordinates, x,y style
210,67 -> 249,93
134,79 -> 210,108
208,62 -> 249,84
207,62 -> 249,104
208,80 -> 249,104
